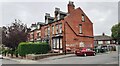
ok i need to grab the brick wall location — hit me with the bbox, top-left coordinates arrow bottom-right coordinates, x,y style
28,1 -> 94,53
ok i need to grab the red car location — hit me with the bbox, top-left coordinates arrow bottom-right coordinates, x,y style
75,48 -> 96,56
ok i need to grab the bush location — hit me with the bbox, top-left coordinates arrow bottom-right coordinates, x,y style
17,42 -> 51,56
2,49 -> 7,56
14,49 -> 18,57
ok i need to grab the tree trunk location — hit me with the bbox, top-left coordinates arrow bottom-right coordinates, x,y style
15,54 -> 18,57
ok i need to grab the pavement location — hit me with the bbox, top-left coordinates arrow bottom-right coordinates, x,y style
3,56 -> 38,64
3,54 -> 75,64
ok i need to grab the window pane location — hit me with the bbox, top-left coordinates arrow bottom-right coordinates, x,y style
79,24 -> 82,33
52,26 -> 54,34
53,39 -> 56,48
79,42 -> 84,47
105,41 -> 110,44
98,41 -> 103,44
60,38 -> 62,48
82,14 -> 85,22
48,27 -> 50,35
59,24 -> 62,33
56,25 -> 58,34
57,38 -> 59,48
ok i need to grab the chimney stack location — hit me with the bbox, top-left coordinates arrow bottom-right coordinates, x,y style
102,33 -> 105,36
45,13 -> 50,24
68,1 -> 75,14
54,8 -> 60,20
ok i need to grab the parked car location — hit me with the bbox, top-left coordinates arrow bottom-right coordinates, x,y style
75,48 -> 96,56
0,54 -> 3,59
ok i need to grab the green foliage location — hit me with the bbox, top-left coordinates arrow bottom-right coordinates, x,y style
14,49 -> 18,55
2,49 -> 7,55
2,20 -> 29,50
17,42 -> 51,56
111,23 -> 120,43
2,49 -> 13,55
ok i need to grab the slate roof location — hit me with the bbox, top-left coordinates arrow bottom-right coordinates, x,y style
37,22 -> 45,25
94,34 -> 112,41
59,11 -> 67,15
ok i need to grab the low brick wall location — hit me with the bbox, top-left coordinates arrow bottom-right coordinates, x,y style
26,52 -> 74,60
26,53 -> 64,60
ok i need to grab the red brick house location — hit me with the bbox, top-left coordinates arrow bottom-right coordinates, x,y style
94,33 -> 116,46
28,1 -> 94,53
94,33 -> 116,51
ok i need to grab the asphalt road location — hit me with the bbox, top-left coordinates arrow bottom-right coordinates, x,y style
35,51 -> 118,64
1,51 -> 118,64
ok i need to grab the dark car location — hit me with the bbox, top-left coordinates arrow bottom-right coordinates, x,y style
75,48 -> 96,56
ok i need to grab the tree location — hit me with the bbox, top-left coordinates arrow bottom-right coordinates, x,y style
2,19 -> 30,56
111,22 -> 120,44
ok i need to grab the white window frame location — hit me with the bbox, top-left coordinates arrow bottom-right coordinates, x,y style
98,41 -> 103,44
105,41 -> 110,44
48,27 -> 50,36
60,38 -> 62,48
56,24 -> 59,34
53,39 -> 56,48
59,23 -> 62,34
57,38 -> 59,48
82,14 -> 85,22
52,26 -> 54,34
79,42 -> 84,47
79,24 -> 82,34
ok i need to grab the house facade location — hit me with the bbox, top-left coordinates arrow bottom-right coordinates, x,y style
28,1 -> 94,53
94,33 -> 116,47
94,33 -> 117,51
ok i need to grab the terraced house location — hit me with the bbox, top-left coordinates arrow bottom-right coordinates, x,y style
28,1 -> 94,53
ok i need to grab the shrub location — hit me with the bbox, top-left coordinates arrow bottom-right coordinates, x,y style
17,42 -> 51,56
2,49 -> 7,55
14,49 -> 18,57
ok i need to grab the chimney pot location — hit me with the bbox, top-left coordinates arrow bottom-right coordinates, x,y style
102,33 -> 105,36
55,8 -> 60,11
45,13 -> 50,17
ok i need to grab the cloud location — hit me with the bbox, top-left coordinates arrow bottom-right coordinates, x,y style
0,0 -> 119,2
1,2 -> 118,36
76,2 -> 118,36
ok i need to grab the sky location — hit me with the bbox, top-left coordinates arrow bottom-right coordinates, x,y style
0,0 -> 119,36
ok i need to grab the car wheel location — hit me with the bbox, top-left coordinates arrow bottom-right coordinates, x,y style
93,53 -> 96,56
84,53 -> 87,57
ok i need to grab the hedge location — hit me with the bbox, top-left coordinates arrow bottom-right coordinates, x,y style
17,42 -> 51,56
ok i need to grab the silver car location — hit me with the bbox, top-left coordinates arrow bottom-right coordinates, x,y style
0,54 -> 3,59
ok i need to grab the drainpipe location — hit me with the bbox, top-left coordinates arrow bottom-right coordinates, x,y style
64,22 -> 66,55
32,31 -> 34,43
